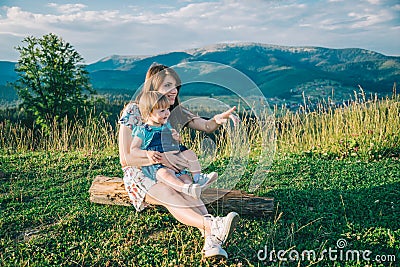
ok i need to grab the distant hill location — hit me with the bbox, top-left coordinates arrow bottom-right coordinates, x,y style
1,43 -> 399,105
86,43 -> 400,101
0,61 -> 17,86
0,61 -> 18,103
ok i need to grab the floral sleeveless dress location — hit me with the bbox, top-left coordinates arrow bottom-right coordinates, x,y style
119,102 -> 156,212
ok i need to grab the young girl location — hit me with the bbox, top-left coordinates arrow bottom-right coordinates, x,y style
130,91 -> 218,199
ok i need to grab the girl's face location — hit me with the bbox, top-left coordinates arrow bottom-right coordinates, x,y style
148,106 -> 170,126
157,75 -> 178,105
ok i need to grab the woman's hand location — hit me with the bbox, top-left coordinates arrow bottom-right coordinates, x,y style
188,106 -> 240,133
214,106 -> 240,126
159,151 -> 189,173
146,151 -> 163,164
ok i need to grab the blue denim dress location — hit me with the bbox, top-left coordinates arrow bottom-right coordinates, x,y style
141,124 -> 188,180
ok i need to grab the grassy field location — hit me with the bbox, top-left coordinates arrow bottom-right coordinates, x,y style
0,151 -> 399,266
0,93 -> 399,266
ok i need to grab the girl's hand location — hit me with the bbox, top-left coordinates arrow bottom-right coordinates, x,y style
214,106 -> 240,126
171,129 -> 181,142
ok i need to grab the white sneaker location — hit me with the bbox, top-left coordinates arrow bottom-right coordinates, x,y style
203,235 -> 228,259
205,212 -> 239,244
194,172 -> 218,190
182,183 -> 201,199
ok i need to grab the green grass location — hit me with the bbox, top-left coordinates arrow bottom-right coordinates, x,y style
1,150 -> 399,266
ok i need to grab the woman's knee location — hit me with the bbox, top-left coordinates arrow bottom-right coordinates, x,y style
146,182 -> 199,208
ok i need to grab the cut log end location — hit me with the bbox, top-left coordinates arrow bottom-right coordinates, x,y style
89,175 -> 274,217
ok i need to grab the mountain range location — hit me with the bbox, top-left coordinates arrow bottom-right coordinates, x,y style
1,43 -> 399,105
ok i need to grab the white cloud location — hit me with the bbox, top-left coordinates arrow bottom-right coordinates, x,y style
2,6 -> 133,25
392,4 -> 400,10
47,3 -> 87,14
348,9 -> 392,28
367,0 -> 380,4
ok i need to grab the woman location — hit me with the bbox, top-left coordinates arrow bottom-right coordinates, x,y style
118,63 -> 240,259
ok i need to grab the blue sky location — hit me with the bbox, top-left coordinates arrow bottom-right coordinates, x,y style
1,0 -> 399,63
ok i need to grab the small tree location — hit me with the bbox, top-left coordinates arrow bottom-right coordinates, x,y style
13,33 -> 95,129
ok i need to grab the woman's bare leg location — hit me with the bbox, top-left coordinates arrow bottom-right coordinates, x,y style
157,172 -> 207,215
177,174 -> 209,236
145,183 -> 211,235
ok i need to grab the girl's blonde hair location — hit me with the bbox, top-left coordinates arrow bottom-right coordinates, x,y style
138,91 -> 170,120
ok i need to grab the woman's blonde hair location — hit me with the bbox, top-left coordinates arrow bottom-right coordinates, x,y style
138,91 -> 170,121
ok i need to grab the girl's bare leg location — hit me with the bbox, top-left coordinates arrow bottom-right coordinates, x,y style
156,168 -> 188,191
179,150 -> 201,175
145,182 -> 211,236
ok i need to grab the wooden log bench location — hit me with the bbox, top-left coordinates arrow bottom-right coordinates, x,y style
89,175 -> 274,217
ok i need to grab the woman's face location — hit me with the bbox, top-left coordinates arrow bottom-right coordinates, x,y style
157,75 -> 178,105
